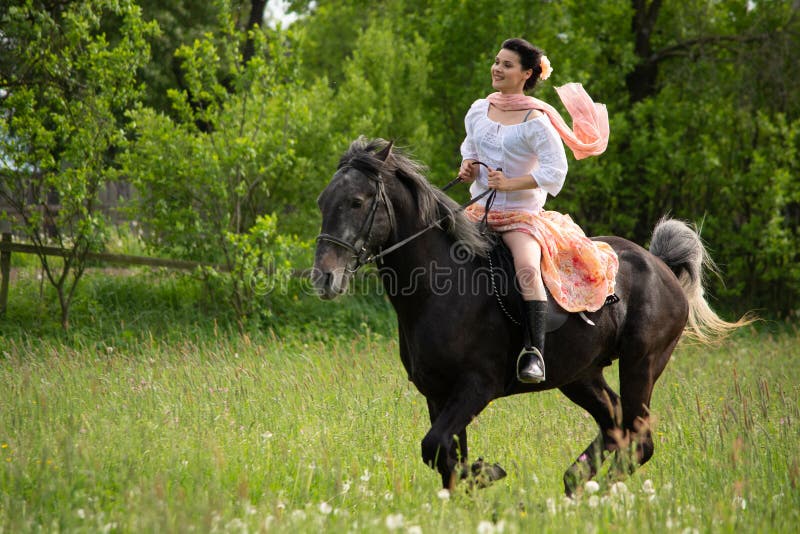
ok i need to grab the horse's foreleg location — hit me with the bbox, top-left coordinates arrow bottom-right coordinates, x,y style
559,375 -> 622,496
422,380 -> 492,490
425,400 -> 469,487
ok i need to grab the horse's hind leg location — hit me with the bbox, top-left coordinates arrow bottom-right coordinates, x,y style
559,372 -> 623,496
616,338 -> 678,473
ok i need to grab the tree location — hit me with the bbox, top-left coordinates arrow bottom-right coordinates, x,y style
0,0 -> 156,329
285,0 -> 800,316
120,13 -> 321,328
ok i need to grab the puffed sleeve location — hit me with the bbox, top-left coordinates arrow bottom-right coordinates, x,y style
528,118 -> 568,197
459,100 -> 483,161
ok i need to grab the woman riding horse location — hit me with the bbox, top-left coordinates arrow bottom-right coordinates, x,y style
459,37 -> 617,384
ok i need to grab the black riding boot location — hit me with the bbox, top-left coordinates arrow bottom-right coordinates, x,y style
517,300 -> 547,383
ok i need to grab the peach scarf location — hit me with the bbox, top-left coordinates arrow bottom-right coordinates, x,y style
486,83 -> 609,160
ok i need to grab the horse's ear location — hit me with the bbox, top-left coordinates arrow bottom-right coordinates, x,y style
375,140 -> 394,162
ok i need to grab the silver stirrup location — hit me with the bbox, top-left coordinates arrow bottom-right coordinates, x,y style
517,347 -> 545,384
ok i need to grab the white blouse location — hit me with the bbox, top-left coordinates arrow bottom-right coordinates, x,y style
460,99 -> 568,213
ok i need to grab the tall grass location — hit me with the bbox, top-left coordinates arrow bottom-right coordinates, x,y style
1,268 -> 798,532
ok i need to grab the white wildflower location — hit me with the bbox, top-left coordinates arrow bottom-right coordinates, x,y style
437,488 -> 451,500
407,526 -> 423,534
477,520 -> 495,534
546,497 -> 557,515
225,518 -> 246,532
319,502 -> 332,515
588,495 -> 600,508
76,509 -> 86,519
642,479 -> 655,495
584,480 -> 600,494
385,513 -> 404,530
609,481 -> 629,496
360,469 -> 371,482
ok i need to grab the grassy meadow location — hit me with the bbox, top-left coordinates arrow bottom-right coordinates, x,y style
1,266 -> 799,533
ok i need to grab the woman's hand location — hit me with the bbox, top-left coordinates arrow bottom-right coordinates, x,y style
487,168 -> 512,191
487,168 -> 538,191
458,159 -> 478,183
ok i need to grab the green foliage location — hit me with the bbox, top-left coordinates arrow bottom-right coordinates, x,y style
0,0 -> 156,328
332,19 -> 435,161
286,0 -> 799,316
120,12 -> 328,325
5,0 -> 799,326
201,214 -> 309,328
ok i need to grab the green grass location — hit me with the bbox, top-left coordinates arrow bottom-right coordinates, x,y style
1,268 -> 799,532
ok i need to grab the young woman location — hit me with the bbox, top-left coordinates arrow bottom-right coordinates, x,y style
458,37 -> 618,383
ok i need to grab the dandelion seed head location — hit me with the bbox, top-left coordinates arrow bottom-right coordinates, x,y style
291,509 -> 306,520
385,513 -> 404,530
610,481 -> 629,496
437,488 -> 451,500
584,480 -> 600,494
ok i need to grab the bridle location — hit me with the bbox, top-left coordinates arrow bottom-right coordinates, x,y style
316,161 -> 496,273
316,167 -> 396,273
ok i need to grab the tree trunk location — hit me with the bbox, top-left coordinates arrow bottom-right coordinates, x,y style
243,0 -> 268,63
625,0 -> 662,103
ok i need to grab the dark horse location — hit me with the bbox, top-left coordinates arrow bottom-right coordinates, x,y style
312,138 -> 747,494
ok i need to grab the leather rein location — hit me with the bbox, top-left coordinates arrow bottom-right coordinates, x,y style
316,161 -> 496,272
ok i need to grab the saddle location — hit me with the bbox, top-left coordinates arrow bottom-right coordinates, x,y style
486,236 -> 618,332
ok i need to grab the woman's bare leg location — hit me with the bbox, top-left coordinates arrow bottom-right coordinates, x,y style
502,231 -> 546,300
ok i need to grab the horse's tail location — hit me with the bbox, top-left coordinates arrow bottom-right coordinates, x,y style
649,217 -> 754,344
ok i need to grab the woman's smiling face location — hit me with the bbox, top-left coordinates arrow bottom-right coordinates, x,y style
491,48 -> 532,94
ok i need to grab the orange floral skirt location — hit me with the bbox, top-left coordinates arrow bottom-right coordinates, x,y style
465,205 -> 619,313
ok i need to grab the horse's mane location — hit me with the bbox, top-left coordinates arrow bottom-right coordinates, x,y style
339,137 -> 490,258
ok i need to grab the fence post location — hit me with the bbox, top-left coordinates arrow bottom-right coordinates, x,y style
0,226 -> 10,317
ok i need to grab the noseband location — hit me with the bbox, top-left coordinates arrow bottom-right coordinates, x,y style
316,169 -> 395,273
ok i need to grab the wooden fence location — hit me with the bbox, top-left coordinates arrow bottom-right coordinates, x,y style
0,226 -> 221,317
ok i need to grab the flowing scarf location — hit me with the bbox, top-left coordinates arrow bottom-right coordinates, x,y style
486,83 -> 609,160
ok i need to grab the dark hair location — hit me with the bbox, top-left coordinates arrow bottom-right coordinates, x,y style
501,38 -> 544,92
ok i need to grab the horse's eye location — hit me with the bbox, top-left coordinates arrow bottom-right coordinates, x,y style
351,198 -> 364,209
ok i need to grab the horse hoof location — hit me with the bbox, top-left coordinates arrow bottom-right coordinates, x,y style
460,458 -> 507,489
